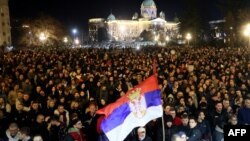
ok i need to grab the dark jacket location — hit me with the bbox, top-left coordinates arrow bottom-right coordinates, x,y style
10,110 -> 29,128
187,126 -> 202,141
97,132 -> 109,141
30,122 -> 49,141
178,124 -> 189,135
84,112 -> 99,141
18,137 -> 32,141
0,130 -> 19,141
156,125 -> 178,141
237,107 -> 250,125
49,123 -> 67,141
131,136 -> 152,141
197,120 -> 211,140
209,109 -> 228,132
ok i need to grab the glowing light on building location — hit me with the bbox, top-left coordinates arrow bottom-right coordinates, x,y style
39,32 -> 47,41
186,33 -> 192,46
74,38 -> 79,45
88,0 -> 179,42
63,37 -> 68,43
243,23 -> 250,47
166,36 -> 170,42
136,44 -> 140,50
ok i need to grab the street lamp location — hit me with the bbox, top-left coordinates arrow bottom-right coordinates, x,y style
186,33 -> 192,46
72,28 -> 78,40
243,23 -> 250,47
72,29 -> 78,47
72,29 -> 77,35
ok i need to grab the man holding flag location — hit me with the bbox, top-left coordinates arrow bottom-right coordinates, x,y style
97,74 -> 163,141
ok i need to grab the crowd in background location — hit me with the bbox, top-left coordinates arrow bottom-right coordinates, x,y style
0,46 -> 249,141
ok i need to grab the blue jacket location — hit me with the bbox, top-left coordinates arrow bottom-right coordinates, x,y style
237,107 -> 250,125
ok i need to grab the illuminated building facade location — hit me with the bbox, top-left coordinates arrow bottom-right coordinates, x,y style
88,18 -> 106,42
0,0 -> 11,46
209,20 -> 226,40
89,0 -> 179,42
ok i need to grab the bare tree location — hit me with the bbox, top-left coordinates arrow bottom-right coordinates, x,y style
18,15 -> 67,48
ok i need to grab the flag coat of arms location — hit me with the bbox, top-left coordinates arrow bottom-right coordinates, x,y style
97,74 -> 163,141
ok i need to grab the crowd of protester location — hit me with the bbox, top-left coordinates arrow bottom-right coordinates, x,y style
0,46 -> 249,141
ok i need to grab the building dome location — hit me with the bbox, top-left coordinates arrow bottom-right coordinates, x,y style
141,0 -> 157,19
107,13 -> 116,21
141,0 -> 156,7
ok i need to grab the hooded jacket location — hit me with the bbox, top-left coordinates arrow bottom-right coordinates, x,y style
0,130 -> 19,141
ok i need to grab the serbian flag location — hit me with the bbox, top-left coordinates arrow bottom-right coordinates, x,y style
97,74 -> 163,141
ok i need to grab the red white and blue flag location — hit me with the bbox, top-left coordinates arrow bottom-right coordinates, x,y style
97,74 -> 163,141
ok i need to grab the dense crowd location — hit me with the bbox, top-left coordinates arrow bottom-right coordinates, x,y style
0,46 -> 249,141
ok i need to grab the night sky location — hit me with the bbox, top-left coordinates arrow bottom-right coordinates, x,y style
9,0 -> 224,31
